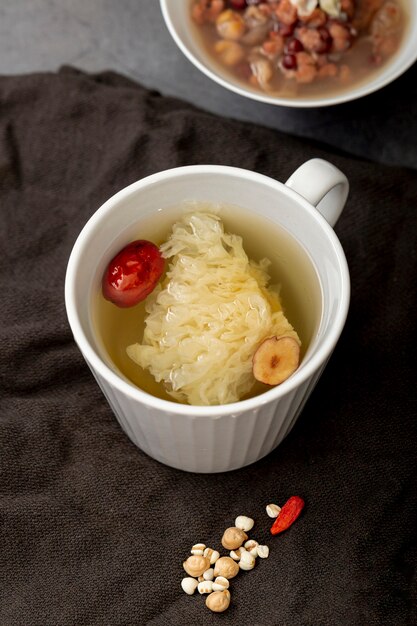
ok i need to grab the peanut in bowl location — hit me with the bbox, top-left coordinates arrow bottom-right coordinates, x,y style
160,0 -> 417,107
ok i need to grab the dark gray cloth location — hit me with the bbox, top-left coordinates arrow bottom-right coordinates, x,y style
164,60 -> 417,171
0,68 -> 416,626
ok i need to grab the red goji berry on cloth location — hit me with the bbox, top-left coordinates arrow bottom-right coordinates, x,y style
270,496 -> 305,535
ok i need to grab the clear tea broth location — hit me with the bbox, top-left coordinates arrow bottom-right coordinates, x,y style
92,203 -> 322,404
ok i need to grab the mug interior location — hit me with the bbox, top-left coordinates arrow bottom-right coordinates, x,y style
65,166 -> 349,414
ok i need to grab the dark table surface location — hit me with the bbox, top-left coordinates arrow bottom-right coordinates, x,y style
1,69 -> 416,626
1,0 -> 416,169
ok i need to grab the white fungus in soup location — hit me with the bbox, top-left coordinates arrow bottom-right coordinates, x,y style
126,212 -> 300,406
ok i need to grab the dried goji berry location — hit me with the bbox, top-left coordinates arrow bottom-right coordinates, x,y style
270,496 -> 305,535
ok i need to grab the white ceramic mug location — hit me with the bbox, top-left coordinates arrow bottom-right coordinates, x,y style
65,160 -> 350,473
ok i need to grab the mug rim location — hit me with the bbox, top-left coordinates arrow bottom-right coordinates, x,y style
65,164 -> 350,417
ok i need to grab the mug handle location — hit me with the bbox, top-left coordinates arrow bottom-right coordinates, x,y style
285,158 -> 349,228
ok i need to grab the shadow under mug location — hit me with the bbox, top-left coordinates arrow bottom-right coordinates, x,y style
65,161 -> 350,473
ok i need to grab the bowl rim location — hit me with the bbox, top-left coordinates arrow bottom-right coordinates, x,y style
160,0 -> 417,108
65,164 -> 350,417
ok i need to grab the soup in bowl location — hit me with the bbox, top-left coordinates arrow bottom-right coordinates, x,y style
161,0 -> 417,107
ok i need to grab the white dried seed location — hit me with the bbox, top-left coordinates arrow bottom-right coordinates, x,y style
204,548 -> 220,565
239,550 -> 256,571
181,577 -> 199,595
203,547 -> 213,560
191,543 -> 206,556
229,548 -> 244,561
266,503 -> 281,518
244,539 -> 259,556
203,568 -> 214,581
257,545 -> 269,559
235,515 -> 255,532
198,580 -> 214,594
212,576 -> 229,592
210,550 -> 220,564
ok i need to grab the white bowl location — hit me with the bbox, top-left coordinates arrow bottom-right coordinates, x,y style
160,0 -> 417,108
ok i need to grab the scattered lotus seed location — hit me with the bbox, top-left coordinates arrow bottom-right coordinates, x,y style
214,556 -> 239,580
183,555 -> 210,578
206,590 -> 231,613
181,511 -> 273,613
221,527 -> 248,550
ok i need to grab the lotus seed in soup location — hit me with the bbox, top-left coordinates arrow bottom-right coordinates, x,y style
190,0 -> 406,98
93,203 -> 321,406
